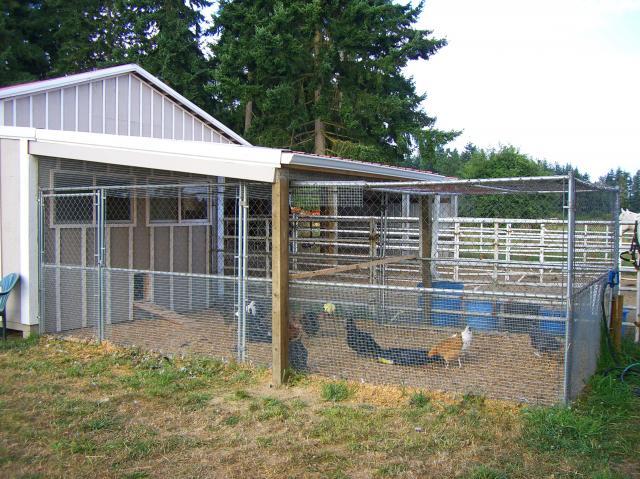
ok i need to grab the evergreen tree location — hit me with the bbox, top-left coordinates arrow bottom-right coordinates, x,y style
628,170 -> 640,211
600,168 -> 631,209
211,0 -> 454,163
125,0 -> 214,111
0,0 -> 50,84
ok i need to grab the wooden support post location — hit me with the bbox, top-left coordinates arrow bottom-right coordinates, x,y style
419,196 -> 433,289
324,185 -> 338,259
290,255 -> 417,280
611,295 -> 623,353
271,170 -> 289,386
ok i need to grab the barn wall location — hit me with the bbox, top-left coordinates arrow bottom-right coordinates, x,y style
38,156 -> 221,326
0,139 -> 22,324
1,73 -> 235,144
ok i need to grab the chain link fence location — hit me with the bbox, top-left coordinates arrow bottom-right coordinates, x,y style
39,172 -> 273,367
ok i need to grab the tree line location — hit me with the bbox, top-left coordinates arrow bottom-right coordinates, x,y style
2,0 -> 637,212
425,144 -> 640,212
1,0 -> 455,165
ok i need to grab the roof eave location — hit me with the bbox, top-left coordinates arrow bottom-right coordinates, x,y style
283,152 -> 448,181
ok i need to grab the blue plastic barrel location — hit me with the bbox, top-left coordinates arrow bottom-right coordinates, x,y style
465,300 -> 496,331
426,281 -> 464,327
540,308 -> 566,335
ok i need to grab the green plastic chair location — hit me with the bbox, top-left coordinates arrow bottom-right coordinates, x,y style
0,273 -> 19,340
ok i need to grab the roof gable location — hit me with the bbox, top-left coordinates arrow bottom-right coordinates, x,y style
0,64 -> 249,146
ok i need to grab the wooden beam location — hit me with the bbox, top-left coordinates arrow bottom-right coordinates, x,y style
611,295 -> 623,353
290,255 -> 417,280
419,196 -> 433,289
272,169 -> 289,386
134,301 -> 186,325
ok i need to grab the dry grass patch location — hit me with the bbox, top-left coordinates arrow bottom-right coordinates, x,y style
0,336 -> 637,479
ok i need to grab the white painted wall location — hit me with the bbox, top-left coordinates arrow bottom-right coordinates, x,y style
0,138 -> 38,329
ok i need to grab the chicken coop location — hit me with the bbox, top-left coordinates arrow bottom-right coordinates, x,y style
38,162 -> 618,404
286,175 -> 619,404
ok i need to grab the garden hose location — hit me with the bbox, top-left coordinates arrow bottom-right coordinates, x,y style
600,272 -> 640,396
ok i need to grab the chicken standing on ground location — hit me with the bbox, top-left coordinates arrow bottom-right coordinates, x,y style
344,311 -> 383,359
428,326 -> 473,368
245,299 -> 271,343
288,316 -> 308,371
529,326 -> 563,357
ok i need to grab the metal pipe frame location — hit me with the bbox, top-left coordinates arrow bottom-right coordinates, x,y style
291,175 -> 617,192
289,279 -> 566,300
96,189 -> 106,342
37,191 -> 45,335
563,172 -> 576,404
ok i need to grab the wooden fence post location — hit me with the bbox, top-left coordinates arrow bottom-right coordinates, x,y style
272,169 -> 289,386
610,295 -> 623,353
419,196 -> 433,290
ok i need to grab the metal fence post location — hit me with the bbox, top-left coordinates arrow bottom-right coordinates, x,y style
612,188 -> 620,296
96,188 -> 106,343
563,172 -> 576,403
235,183 -> 248,362
37,191 -> 44,335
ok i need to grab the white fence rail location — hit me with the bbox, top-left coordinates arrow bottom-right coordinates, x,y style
227,215 -> 639,339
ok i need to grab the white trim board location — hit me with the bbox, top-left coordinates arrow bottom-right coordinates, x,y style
0,126 -> 451,184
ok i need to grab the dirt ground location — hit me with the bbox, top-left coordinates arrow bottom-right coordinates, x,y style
63,304 -> 565,405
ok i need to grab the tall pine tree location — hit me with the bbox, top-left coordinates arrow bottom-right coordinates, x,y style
211,0 -> 453,163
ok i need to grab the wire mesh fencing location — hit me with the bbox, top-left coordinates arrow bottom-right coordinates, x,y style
37,169 -> 619,404
289,280 -> 566,403
288,175 -> 618,403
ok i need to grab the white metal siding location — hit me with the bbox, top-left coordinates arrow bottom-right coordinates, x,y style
48,90 -> 61,130
77,84 -> 90,132
0,72 -> 237,144
32,94 -> 46,128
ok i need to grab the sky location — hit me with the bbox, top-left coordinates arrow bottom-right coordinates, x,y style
406,0 -> 640,179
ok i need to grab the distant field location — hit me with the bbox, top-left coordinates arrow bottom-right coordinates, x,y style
0,336 -> 638,479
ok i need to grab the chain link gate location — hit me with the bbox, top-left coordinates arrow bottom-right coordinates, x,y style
39,190 -> 104,340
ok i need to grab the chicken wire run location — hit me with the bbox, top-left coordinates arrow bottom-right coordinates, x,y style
36,158 -> 619,405
288,174 -> 618,404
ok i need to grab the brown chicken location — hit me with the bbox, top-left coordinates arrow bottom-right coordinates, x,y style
288,315 -> 302,340
428,326 -> 473,368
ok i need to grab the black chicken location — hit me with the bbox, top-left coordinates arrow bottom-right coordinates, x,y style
345,315 -> 383,358
378,347 -> 441,366
289,339 -> 308,371
246,300 -> 271,343
529,326 -> 563,356
300,310 -> 320,337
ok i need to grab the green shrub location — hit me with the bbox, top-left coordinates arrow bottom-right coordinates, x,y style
321,382 -> 351,402
409,392 -> 430,408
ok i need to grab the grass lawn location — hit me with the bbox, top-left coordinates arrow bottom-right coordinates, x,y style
0,336 -> 638,479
